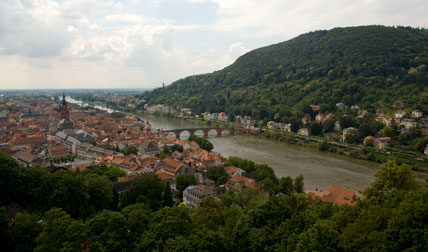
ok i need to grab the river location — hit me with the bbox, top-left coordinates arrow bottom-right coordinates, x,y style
138,114 -> 379,191
66,98 -> 426,191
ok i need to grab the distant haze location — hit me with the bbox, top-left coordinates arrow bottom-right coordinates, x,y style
0,0 -> 427,89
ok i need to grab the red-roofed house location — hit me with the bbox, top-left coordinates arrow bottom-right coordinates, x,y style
47,145 -> 70,157
226,166 -> 245,177
306,186 -> 362,206
226,175 -> 265,191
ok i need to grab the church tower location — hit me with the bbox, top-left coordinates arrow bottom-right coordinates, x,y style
57,94 -> 73,130
61,94 -> 70,120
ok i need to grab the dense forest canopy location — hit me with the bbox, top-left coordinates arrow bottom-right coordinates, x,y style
1,152 -> 428,251
139,26 -> 428,121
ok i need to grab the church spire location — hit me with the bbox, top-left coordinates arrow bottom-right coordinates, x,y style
62,93 -> 67,106
61,94 -> 69,120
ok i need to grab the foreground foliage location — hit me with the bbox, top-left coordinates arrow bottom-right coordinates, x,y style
1,152 -> 427,251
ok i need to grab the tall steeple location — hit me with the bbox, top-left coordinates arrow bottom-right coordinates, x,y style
61,94 -> 69,120
62,93 -> 67,107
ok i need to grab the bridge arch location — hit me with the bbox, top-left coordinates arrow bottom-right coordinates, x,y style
194,129 -> 205,137
168,132 -> 177,138
207,129 -> 218,137
220,129 -> 231,136
178,130 -> 191,139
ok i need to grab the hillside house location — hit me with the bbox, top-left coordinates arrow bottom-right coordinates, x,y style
393,100 -> 405,109
310,105 -> 320,111
374,137 -> 391,150
298,128 -> 309,136
336,103 -> 347,110
412,110 -> 423,118
363,136 -> 375,146
316,112 -> 325,122
394,110 -> 406,119
400,119 -> 417,128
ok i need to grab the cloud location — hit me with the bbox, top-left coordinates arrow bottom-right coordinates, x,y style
0,0 -> 427,89
188,0 -> 428,38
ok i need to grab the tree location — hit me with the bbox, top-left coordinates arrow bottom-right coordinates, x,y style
105,166 -> 125,182
50,171 -> 90,218
122,145 -> 138,155
87,210 -> 129,252
122,203 -> 152,245
339,115 -> 352,129
85,174 -> 114,211
10,212 -> 42,252
386,188 -> 428,251
130,176 -> 164,210
189,135 -> 213,152
309,121 -> 323,136
340,206 -> 390,251
294,175 -> 304,193
278,176 -> 294,195
380,126 -> 395,138
302,105 -> 314,117
170,144 -> 184,153
297,220 -> 339,252
207,166 -> 229,186
322,118 -> 335,132
138,207 -> 192,251
411,136 -> 428,153
0,207 -> 11,252
61,220 -> 95,252
162,181 -> 173,207
35,208 -> 72,252
345,129 -> 360,144
250,164 -> 278,184
290,121 -> 300,132
364,161 -> 417,203
176,174 -> 197,200
0,152 -> 23,206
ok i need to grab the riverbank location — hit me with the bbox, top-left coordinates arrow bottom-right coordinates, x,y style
176,116 -> 428,173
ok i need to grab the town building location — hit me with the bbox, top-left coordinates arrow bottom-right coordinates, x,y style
226,166 -> 245,177
306,186 -> 362,206
57,95 -> 74,131
183,184 -> 215,207
139,140 -> 160,155
226,175 -> 265,191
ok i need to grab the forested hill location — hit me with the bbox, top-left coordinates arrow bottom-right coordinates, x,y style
139,26 -> 428,121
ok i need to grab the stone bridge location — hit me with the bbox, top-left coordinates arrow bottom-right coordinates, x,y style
161,127 -> 253,138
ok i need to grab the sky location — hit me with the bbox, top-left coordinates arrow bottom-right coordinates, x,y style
0,0 -> 427,90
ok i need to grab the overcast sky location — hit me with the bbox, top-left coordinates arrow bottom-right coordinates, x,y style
0,0 -> 427,89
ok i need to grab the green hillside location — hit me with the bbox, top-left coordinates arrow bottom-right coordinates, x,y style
139,26 -> 428,122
